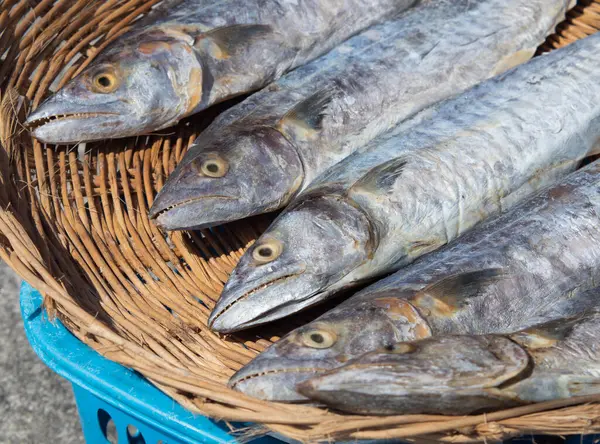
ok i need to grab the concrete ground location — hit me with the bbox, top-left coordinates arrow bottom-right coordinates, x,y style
0,261 -> 83,443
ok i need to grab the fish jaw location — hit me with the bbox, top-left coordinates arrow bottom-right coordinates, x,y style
27,31 -> 202,143
298,335 -> 530,415
208,262 -> 316,333
208,195 -> 375,332
26,91 -> 127,143
228,297 -> 430,401
150,184 -> 242,231
296,366 -> 518,415
229,353 -> 331,402
150,127 -> 303,230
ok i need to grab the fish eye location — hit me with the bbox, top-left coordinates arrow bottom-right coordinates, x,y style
252,239 -> 283,264
200,156 -> 229,178
301,329 -> 337,349
386,343 -> 417,354
91,69 -> 119,93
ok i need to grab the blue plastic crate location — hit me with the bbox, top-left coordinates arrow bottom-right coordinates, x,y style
19,281 -> 600,444
20,281 -> 282,444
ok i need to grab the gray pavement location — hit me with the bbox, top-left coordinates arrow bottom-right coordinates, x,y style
0,261 -> 83,444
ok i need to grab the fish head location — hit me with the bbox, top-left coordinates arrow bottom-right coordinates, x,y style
228,293 -> 432,402
209,195 -> 376,333
27,31 -> 201,143
298,335 -> 530,415
150,125 -> 303,230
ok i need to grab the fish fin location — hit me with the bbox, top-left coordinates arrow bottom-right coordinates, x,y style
195,24 -> 275,58
350,157 -> 409,195
412,269 -> 508,317
509,314 -> 587,349
408,239 -> 442,257
587,137 -> 600,156
371,297 -> 432,339
566,376 -> 600,397
497,373 -> 600,402
492,47 -> 537,76
276,88 -> 337,140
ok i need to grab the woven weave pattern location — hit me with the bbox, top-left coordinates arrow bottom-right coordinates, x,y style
2,1 -> 600,441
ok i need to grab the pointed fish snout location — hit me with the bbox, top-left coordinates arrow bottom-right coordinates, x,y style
230,355 -> 329,402
26,94 -> 125,144
149,184 -> 180,221
208,296 -> 288,333
208,308 -> 235,334
208,295 -> 271,333
150,192 -> 242,230
209,269 -> 313,333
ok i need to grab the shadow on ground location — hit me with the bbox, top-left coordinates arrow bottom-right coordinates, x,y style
0,261 -> 83,443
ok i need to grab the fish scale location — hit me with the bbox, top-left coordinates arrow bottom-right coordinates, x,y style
300,307 -> 600,415
314,31 -> 600,281
212,30 -> 600,340
26,0 -> 416,143
152,0 -> 572,232
229,160 -> 600,403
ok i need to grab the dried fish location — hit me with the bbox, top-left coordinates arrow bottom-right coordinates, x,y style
211,29 -> 600,334
229,158 -> 600,401
151,0 -> 572,230
26,0 -> 417,142
300,308 -> 600,415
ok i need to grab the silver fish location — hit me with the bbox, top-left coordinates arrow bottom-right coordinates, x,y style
150,0 -> 572,230
228,148 -> 600,402
25,0 -> 416,143
211,29 -> 600,334
299,309 -> 600,415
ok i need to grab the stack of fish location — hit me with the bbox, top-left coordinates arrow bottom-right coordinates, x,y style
27,0 -> 600,415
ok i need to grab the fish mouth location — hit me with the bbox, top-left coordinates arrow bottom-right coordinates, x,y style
209,269 -> 306,331
230,367 -> 327,390
149,194 -> 238,221
230,362 -> 331,402
27,112 -> 119,131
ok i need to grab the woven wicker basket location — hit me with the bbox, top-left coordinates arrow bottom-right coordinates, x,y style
3,1 -> 600,442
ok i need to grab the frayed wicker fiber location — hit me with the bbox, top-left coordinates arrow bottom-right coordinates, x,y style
2,0 -> 600,442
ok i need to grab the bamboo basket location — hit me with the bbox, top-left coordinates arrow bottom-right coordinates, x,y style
2,1 -> 600,442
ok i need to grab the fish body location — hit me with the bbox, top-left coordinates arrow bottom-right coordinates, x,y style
212,30 -> 600,335
299,308 -> 600,415
26,0 -> 417,143
229,157 -> 600,402
150,0 -> 572,230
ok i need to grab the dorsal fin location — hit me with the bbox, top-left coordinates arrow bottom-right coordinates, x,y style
351,157 -> 409,195
276,88 -> 337,140
411,269 -> 508,317
195,24 -> 274,59
510,314 -> 587,350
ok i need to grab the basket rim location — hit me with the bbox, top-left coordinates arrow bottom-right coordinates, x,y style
3,0 -> 600,442
20,281 -> 266,443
